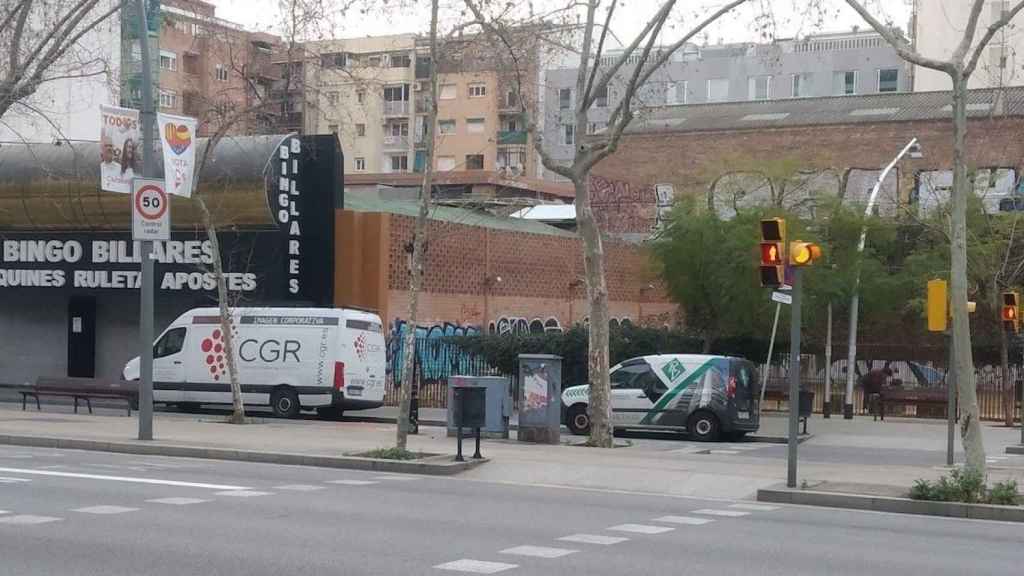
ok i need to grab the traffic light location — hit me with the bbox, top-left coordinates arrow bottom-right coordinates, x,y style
788,241 -> 822,267
1002,291 -> 1019,333
759,218 -> 785,287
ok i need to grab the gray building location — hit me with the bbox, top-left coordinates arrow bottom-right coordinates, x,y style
541,29 -> 909,181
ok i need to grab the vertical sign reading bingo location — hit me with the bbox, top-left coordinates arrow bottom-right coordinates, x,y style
273,137 -> 303,295
132,178 -> 170,241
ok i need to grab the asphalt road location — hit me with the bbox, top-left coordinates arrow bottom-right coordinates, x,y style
1,445 -> 1022,576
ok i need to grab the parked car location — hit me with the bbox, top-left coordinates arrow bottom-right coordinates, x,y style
560,354 -> 760,441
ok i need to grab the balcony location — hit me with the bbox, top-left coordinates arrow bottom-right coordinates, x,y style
497,130 -> 527,145
383,134 -> 410,150
383,100 -> 410,117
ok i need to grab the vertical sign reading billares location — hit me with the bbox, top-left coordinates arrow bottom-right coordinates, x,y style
265,135 -> 341,307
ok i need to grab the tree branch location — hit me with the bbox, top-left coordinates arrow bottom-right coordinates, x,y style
843,0 -> 953,72
966,0 -> 1024,77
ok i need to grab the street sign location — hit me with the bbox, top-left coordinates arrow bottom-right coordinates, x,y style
771,291 -> 792,305
132,178 -> 170,241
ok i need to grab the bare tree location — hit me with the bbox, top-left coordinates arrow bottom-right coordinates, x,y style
846,0 -> 1024,474
462,0 -> 747,447
0,0 -> 122,121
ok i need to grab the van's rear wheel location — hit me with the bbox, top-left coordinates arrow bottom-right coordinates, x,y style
271,387 -> 300,418
687,411 -> 720,442
566,404 -> 591,436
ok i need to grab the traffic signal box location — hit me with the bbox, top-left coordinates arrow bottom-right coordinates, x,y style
760,218 -> 785,287
788,241 -> 822,267
1003,291 -> 1020,333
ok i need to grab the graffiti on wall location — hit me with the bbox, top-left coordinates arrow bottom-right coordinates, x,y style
709,169 -> 842,220
590,175 -> 658,234
488,316 -> 563,335
914,168 -> 1019,217
387,320 -> 483,382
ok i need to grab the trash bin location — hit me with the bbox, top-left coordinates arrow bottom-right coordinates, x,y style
516,354 -> 562,444
799,390 -> 814,418
452,386 -> 486,429
447,376 -> 511,438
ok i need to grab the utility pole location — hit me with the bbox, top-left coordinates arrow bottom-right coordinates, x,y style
824,303 -> 832,418
787,268 -> 802,488
135,0 -> 156,441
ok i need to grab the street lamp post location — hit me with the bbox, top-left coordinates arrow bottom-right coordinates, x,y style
844,138 -> 922,419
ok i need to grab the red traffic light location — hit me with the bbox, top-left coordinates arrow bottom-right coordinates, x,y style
1003,305 -> 1017,321
760,242 -> 783,266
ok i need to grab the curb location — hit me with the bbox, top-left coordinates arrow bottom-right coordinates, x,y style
0,434 -> 485,475
1006,445 -> 1024,455
757,485 -> 1024,522
747,434 -> 813,444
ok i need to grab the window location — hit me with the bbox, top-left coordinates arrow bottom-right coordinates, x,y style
354,157 -> 366,171
465,154 -> 484,170
327,92 -> 339,105
438,119 -> 456,135
467,118 -> 485,134
594,84 -> 608,107
440,84 -> 456,100
833,71 -> 857,95
558,88 -> 572,110
707,78 -> 729,102
437,156 -> 456,171
562,123 -> 575,146
327,124 -> 338,134
159,50 -> 177,71
356,89 -> 366,104
505,89 -> 518,108
182,53 -> 199,75
368,55 -> 382,67
666,81 -> 686,105
468,83 -> 487,98
158,89 -> 177,109
154,328 -> 186,358
383,84 -> 410,102
390,155 -> 409,171
504,117 -> 519,132
390,54 -> 411,68
322,52 -> 348,68
748,75 -> 771,101
791,73 -> 810,98
878,68 -> 899,92
356,123 -> 366,137
386,121 -> 409,136
610,363 -> 649,389
215,64 -> 229,82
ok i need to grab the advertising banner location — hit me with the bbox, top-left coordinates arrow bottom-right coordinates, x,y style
99,105 -> 141,194
157,112 -> 197,198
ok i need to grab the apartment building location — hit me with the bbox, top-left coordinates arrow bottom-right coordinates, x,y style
914,0 -> 1024,91
542,29 -> 908,180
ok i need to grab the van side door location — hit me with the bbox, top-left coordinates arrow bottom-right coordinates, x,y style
152,327 -> 187,403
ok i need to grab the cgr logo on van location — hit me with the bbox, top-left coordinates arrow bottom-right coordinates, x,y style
239,338 -> 301,363
353,333 -> 381,361
200,329 -> 228,381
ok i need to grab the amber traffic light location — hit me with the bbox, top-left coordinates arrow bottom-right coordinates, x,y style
789,241 -> 822,267
1002,291 -> 1019,333
759,218 -> 786,287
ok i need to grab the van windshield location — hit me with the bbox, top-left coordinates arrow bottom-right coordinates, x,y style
346,319 -> 383,333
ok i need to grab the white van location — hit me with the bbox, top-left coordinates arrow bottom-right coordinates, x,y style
123,307 -> 386,418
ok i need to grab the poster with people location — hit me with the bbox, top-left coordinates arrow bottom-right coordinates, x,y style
99,105 -> 140,194
523,361 -> 551,411
157,112 -> 197,198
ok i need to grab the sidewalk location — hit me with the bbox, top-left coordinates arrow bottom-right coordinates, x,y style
0,405 -> 1021,501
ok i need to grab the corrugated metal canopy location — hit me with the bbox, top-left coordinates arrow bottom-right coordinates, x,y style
0,134 -> 292,231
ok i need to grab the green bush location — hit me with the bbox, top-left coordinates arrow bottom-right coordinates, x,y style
988,480 -> 1021,505
361,447 -> 419,460
909,470 -> 1020,505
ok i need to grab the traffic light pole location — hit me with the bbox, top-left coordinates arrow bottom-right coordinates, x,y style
787,268 -> 802,488
136,0 -> 155,441
946,330 -> 955,466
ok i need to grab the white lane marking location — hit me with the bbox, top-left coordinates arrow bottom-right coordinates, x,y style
0,467 -> 249,491
326,480 -> 378,486
434,559 -> 518,574
607,523 -> 675,534
0,510 -> 8,515
146,497 -> 210,506
215,490 -> 273,498
0,515 -> 62,525
72,506 -> 139,515
372,476 -> 418,481
653,515 -> 714,525
708,450 -> 740,455
693,509 -> 750,517
274,484 -> 325,492
729,503 -> 779,512
500,545 -> 577,559
728,445 -> 764,451
558,534 -> 629,545
0,477 -> 31,484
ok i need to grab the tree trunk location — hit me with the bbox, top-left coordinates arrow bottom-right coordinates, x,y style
396,0 -> 438,451
574,174 -> 613,448
950,72 -> 986,473
196,195 -> 245,424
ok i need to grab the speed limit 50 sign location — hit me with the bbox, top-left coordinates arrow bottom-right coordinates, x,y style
132,178 -> 171,241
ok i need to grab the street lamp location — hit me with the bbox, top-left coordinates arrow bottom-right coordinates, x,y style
843,138 -> 922,419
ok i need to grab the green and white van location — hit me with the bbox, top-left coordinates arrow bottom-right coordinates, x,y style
561,354 -> 760,441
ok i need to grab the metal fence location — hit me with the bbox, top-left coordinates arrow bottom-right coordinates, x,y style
384,337 -> 502,408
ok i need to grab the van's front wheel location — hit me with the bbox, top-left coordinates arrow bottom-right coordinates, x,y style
271,387 -> 300,418
566,404 -> 591,435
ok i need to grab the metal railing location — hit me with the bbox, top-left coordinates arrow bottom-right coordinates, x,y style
383,100 -> 410,116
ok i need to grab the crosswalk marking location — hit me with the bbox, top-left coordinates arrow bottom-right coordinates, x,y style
215,490 -> 273,498
607,523 -> 675,534
558,534 -> 629,545
729,503 -> 779,512
0,467 -> 248,491
500,545 -> 577,558
72,506 -> 139,515
372,475 -> 418,481
708,450 -> 740,455
434,559 -> 518,574
0,477 -> 31,484
653,515 -> 714,525
146,497 -> 210,505
327,480 -> 378,486
0,515 -> 62,525
274,484 -> 325,491
693,509 -> 750,517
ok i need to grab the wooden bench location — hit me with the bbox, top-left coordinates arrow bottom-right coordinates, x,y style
878,387 -> 953,421
18,378 -> 139,416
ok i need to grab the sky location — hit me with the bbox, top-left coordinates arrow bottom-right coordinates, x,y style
213,0 -> 915,47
